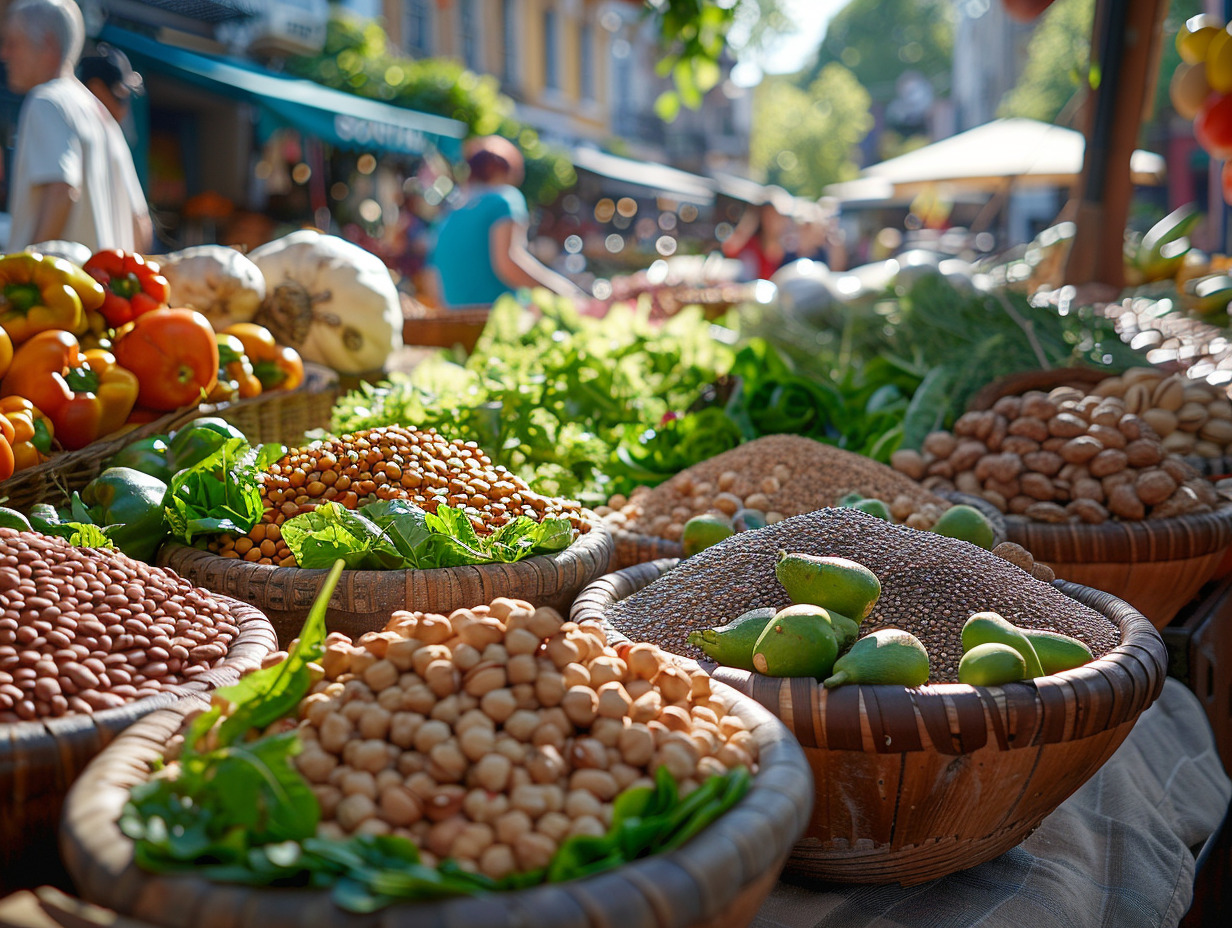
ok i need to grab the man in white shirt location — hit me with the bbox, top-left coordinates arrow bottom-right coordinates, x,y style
0,0 -> 151,253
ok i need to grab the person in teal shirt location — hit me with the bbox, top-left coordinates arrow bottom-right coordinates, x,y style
429,135 -> 585,308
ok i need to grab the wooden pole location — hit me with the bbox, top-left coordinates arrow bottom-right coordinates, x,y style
1063,0 -> 1170,289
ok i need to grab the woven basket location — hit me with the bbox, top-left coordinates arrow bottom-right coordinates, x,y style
58,676 -> 814,928
156,516 -> 616,647
1003,506 -> 1232,629
608,492 -> 1008,572
0,595 -> 277,895
402,306 -> 491,353
573,560 -> 1167,886
966,366 -> 1114,412
0,363 -> 338,513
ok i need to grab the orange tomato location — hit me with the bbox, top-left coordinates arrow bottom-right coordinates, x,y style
112,308 -> 220,411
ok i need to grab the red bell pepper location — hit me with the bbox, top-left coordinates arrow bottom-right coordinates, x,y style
83,249 -> 171,329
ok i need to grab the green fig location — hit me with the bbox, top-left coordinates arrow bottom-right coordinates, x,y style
686,607 -> 777,671
681,513 -> 733,557
961,611 -> 1045,679
822,628 -> 930,688
958,642 -> 1028,686
1020,628 -> 1094,675
929,504 -> 996,550
751,605 -> 839,678
850,498 -> 891,520
775,550 -> 882,619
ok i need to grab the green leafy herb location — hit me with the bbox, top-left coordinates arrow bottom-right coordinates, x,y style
164,438 -> 285,544
279,500 -> 574,571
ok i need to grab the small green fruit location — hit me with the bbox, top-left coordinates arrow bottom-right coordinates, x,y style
930,504 -> 996,549
681,513 -> 734,557
850,498 -> 891,520
731,508 -> 768,532
958,642 -> 1028,686
1020,628 -> 1094,675
686,607 -> 777,671
836,491 -> 865,508
775,551 -> 882,619
823,628 -> 930,688
961,611 -> 1045,679
751,605 -> 839,678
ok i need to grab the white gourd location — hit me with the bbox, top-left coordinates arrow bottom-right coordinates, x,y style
248,230 -> 403,374
159,244 -> 266,329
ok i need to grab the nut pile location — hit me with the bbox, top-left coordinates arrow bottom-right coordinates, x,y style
279,598 -> 757,877
0,529 -> 240,722
890,373 -> 1222,523
605,508 -> 1119,681
212,426 -> 589,566
602,435 -> 950,542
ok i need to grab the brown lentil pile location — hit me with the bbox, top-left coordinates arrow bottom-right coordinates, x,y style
211,426 -> 589,567
890,374 -> 1224,523
605,508 -> 1119,683
0,529 -> 240,722
601,434 -> 951,542
203,598 -> 757,878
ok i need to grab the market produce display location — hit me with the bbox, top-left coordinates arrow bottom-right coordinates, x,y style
602,434 -> 953,545
890,375 -> 1225,523
208,426 -> 591,568
119,572 -> 759,908
0,529 -> 243,722
606,508 -> 1119,678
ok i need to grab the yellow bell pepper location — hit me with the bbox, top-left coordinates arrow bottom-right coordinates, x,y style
0,395 -> 53,472
0,325 -> 11,380
0,252 -> 106,343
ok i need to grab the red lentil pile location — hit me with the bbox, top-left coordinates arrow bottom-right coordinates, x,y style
0,529 -> 241,722
211,426 -> 589,567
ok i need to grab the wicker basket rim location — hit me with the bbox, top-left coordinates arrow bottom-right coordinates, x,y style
59,672 -> 813,926
1003,501 -> 1232,556
572,558 -> 1165,742
158,511 -> 613,582
0,594 -> 274,741
966,365 -> 1116,412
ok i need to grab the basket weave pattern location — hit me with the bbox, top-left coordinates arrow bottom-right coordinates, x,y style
573,560 -> 1167,885
58,674 -> 814,928
0,595 -> 277,894
157,515 -> 616,646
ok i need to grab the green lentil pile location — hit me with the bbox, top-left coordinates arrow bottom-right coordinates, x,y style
605,508 -> 1119,683
601,435 -> 950,542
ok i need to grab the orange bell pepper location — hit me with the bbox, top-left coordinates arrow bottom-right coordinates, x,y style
0,326 -> 12,380
0,330 -> 138,450
0,396 -> 54,472
0,433 -> 13,482
220,322 -> 304,391
208,333 -> 263,403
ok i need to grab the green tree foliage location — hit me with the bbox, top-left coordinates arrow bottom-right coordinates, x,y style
998,0 -> 1201,125
806,0 -> 954,103
284,13 -> 574,205
751,64 -> 874,197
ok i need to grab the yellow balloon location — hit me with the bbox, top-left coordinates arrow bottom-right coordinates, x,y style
1207,27 -> 1232,93
1179,13 -> 1223,64
1173,61 -> 1213,119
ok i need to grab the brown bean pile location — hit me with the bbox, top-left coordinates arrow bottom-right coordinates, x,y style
0,529 -> 239,722
891,373 -> 1223,523
602,435 -> 950,542
211,426 -> 589,566
251,599 -> 755,878
605,508 -> 1119,682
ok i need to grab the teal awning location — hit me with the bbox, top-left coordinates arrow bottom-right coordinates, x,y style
100,25 -> 466,158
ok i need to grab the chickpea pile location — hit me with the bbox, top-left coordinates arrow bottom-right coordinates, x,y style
211,426 -> 589,567
284,598 -> 758,879
0,529 -> 239,722
891,376 -> 1222,523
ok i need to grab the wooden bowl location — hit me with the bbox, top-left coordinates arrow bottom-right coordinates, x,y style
59,680 -> 814,928
608,492 -> 1007,571
156,516 -> 616,647
0,595 -> 277,894
573,559 -> 1168,886
1004,505 -> 1232,628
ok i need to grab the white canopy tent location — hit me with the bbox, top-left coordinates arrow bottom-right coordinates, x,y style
827,117 -> 1166,201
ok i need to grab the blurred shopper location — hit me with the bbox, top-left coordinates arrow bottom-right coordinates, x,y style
428,135 -> 586,308
77,43 -> 142,127
721,188 -> 791,281
0,0 -> 150,252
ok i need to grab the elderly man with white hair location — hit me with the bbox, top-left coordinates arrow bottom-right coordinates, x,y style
0,0 -> 150,252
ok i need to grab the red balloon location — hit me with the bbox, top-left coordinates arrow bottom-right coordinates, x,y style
1002,0 -> 1057,22
1196,92 -> 1232,159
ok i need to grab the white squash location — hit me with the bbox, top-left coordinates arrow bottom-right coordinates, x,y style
248,230 -> 403,374
159,244 -> 266,329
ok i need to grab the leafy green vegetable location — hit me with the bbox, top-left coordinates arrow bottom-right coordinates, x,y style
164,438 -> 285,544
280,500 -> 574,571
24,499 -> 117,549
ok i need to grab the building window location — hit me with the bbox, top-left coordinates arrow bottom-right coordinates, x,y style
404,0 -> 432,57
502,0 -> 518,86
579,22 -> 595,101
543,7 -> 559,91
459,0 -> 481,71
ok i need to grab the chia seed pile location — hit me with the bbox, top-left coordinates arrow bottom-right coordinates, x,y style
605,508 -> 1120,683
